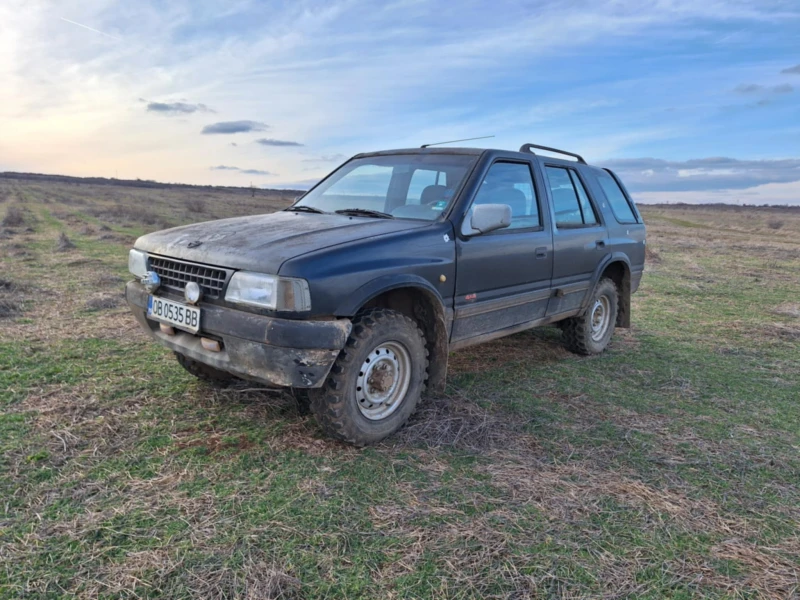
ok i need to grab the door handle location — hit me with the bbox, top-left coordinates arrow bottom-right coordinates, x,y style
596,240 -> 606,248
535,246 -> 548,259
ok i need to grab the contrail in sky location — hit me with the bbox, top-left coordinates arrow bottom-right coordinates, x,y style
59,17 -> 121,41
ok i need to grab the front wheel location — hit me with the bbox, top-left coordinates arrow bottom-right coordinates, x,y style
309,308 -> 428,446
561,278 -> 619,355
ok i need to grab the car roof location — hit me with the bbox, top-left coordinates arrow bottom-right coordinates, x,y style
353,147 -> 598,168
353,147 -> 486,158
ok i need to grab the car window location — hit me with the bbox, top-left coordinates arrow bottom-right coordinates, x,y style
596,170 -> 638,223
296,154 -> 478,221
319,164 -> 393,212
545,166 -> 583,226
407,169 -> 446,204
471,162 -> 540,230
569,170 -> 598,225
545,166 -> 600,228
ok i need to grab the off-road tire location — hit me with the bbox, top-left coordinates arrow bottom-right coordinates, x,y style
309,308 -> 428,446
174,352 -> 236,386
562,278 -> 619,355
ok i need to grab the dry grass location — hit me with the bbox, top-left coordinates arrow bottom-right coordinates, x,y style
1,181 -> 799,599
55,231 -> 76,251
393,394 -> 537,452
2,204 -> 27,227
0,278 -> 28,318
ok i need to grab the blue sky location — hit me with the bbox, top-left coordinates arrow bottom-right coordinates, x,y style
0,0 -> 798,204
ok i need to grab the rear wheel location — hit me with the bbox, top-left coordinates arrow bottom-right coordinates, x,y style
562,278 -> 618,355
174,352 -> 236,386
309,308 -> 428,446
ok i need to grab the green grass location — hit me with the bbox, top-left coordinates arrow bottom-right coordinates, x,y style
1,181 -> 799,599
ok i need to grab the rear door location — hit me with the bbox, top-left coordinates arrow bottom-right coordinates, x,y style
541,163 -> 608,316
452,158 -> 553,342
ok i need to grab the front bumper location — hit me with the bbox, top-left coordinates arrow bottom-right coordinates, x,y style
125,281 -> 351,388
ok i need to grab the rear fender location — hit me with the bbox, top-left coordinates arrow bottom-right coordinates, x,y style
580,253 -> 632,328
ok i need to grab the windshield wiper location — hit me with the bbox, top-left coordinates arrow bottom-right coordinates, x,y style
334,208 -> 394,219
285,205 -> 326,214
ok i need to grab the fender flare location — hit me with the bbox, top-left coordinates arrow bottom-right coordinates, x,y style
580,253 -> 632,326
334,274 -> 451,395
334,274 -> 446,317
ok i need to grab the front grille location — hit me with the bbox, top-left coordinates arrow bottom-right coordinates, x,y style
148,256 -> 227,298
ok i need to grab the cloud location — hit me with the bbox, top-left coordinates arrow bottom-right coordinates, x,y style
201,121 -> 268,134
732,83 -> 794,94
302,154 -> 347,162
781,64 -> 800,74
255,138 -> 304,147
209,165 -> 272,176
146,101 -> 213,114
601,157 -> 800,193
240,168 -> 273,175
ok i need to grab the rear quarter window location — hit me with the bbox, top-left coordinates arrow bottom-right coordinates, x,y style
596,170 -> 638,224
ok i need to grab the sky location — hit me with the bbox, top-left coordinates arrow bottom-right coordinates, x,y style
0,0 -> 799,204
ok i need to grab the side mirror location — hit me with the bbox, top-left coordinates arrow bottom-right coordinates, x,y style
463,204 -> 512,236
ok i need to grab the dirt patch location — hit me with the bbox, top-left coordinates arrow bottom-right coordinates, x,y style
174,432 -> 256,454
3,242 -> 34,258
645,245 -> 662,264
55,231 -> 76,252
2,205 -> 27,227
449,329 -> 569,375
763,323 -> 800,341
0,278 -> 29,318
392,394 -> 538,452
767,219 -> 784,230
711,539 -> 800,599
83,294 -> 122,311
185,197 -> 206,213
772,303 -> 800,319
98,550 -> 301,600
95,272 -> 125,287
97,232 -> 135,245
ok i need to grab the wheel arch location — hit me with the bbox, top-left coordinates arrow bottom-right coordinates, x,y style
582,254 -> 632,328
336,275 -> 451,394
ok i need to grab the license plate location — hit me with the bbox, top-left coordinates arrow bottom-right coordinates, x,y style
147,295 -> 201,334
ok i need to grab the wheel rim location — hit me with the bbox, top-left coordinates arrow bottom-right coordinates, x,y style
590,295 -> 611,342
355,341 -> 412,421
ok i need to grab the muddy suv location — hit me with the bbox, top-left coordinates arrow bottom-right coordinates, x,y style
126,143 -> 646,445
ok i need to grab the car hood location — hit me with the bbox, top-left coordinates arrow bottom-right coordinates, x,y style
134,211 -> 429,273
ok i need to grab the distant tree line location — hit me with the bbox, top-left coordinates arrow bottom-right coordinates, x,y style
0,171 -> 302,196
646,202 -> 799,211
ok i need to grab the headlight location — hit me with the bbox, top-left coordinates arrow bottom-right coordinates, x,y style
128,249 -> 148,278
225,272 -> 311,312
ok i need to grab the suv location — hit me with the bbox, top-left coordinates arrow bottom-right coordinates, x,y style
126,143 -> 646,445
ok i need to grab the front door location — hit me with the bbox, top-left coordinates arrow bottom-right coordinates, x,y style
452,160 -> 553,343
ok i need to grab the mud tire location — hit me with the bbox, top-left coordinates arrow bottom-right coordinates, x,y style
309,308 -> 428,446
562,278 -> 619,355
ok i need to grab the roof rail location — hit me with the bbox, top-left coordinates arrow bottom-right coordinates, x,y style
519,143 -> 586,164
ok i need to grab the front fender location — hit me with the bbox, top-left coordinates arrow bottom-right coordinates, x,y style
334,274 -> 445,317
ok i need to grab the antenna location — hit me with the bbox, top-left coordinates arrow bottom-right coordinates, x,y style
421,135 -> 495,149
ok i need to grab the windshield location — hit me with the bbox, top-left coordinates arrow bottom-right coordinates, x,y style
294,154 -> 478,220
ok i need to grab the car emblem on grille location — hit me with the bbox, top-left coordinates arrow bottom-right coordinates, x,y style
187,240 -> 203,248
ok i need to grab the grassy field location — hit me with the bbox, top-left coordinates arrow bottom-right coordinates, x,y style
1,179 -> 798,599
